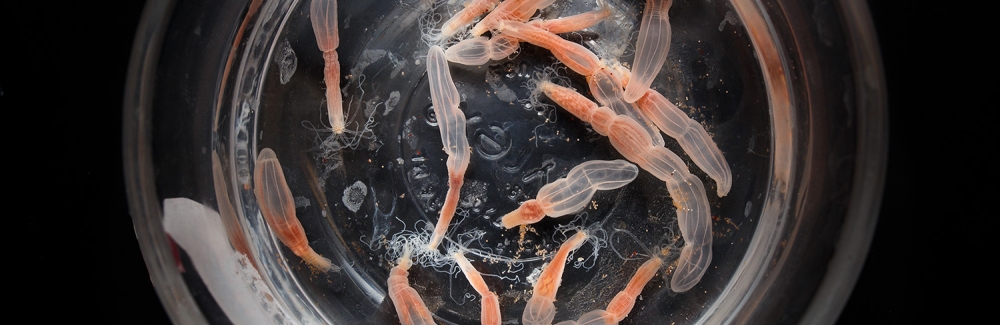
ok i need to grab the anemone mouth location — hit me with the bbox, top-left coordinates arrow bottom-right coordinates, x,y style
127,0 -> 885,324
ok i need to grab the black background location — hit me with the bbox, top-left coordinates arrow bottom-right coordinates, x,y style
2,0 -> 990,323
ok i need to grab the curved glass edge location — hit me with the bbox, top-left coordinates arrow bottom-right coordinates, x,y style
701,0 -> 796,323
799,0 -> 888,323
703,0 -> 887,323
220,0 -> 340,322
123,0 -> 211,324
123,0 -> 887,324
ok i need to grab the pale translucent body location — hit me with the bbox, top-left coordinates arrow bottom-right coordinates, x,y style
665,174 -> 713,292
439,0 -> 500,40
538,82 -> 684,183
623,0 -> 673,103
454,253 -> 501,325
539,81 -> 712,292
604,256 -> 662,322
533,5 -> 611,34
444,36 -> 490,66
614,63 -> 731,196
497,20 -> 602,76
470,0 -> 557,36
426,46 -> 472,249
310,0 -> 346,133
253,148 -> 334,272
554,310 -> 615,325
444,36 -> 519,66
498,21 -> 665,147
637,88 -> 732,196
553,257 -> 661,324
589,68 -> 665,147
446,9 -> 609,66
501,160 -> 638,228
387,251 -> 437,325
523,232 -> 588,325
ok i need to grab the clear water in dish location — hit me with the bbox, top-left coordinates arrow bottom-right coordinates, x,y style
227,0 -> 771,323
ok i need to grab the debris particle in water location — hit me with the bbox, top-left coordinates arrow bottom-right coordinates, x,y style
275,38 -> 297,84
342,180 -> 368,213
294,196 -> 311,208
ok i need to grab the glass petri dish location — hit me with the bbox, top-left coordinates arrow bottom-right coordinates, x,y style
123,0 -> 887,324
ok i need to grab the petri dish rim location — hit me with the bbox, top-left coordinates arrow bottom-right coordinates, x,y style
123,0 -> 887,324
